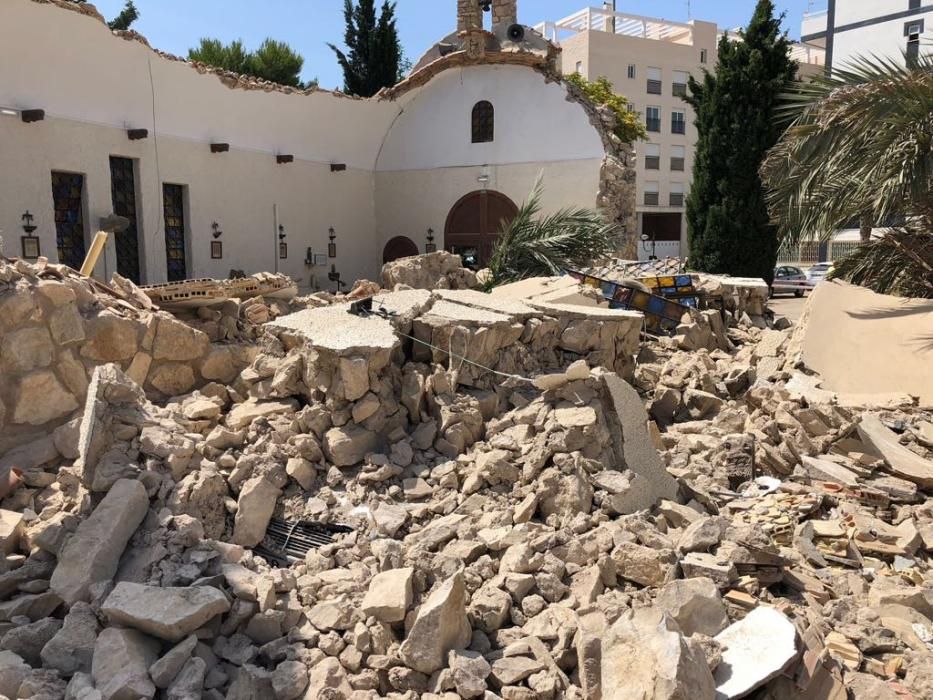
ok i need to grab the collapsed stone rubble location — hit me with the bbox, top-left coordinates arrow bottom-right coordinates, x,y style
0,254 -> 930,699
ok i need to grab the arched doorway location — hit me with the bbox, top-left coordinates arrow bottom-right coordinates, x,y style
444,190 -> 518,269
382,235 -> 419,263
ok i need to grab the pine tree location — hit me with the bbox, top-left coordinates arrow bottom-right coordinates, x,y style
108,1 -> 139,31
328,0 -> 402,97
188,38 -> 305,88
685,0 -> 796,283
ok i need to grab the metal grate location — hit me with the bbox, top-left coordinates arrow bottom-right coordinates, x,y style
254,517 -> 354,565
162,184 -> 187,282
471,100 -> 494,143
51,172 -> 86,270
109,156 -> 142,283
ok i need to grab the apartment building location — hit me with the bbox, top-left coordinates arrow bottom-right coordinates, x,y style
537,5 -> 825,261
802,0 -> 933,70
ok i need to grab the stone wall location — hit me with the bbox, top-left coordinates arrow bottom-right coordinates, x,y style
492,0 -> 518,25
0,260 -> 254,455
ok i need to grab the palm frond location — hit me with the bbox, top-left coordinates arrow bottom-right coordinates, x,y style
829,228 -> 933,297
762,50 -> 933,246
485,178 -> 620,288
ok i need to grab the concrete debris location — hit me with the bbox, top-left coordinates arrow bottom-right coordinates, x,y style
713,607 -> 798,699
1,255 -> 933,699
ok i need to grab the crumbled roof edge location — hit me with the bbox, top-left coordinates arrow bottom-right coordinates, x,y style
29,0 -> 362,101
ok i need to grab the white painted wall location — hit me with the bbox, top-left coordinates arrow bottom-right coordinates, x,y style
374,160 -> 602,253
833,14 -> 932,67
0,0 -> 397,169
0,0 -> 612,286
376,65 -> 605,172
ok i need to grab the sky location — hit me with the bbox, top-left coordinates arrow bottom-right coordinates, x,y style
88,0 -> 825,90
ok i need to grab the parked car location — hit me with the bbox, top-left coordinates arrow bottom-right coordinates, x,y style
806,262 -> 834,285
771,265 -> 808,297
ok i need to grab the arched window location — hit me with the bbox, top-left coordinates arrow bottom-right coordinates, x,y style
471,100 -> 494,143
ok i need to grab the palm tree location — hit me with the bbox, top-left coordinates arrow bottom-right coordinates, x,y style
484,180 -> 620,289
761,51 -> 933,297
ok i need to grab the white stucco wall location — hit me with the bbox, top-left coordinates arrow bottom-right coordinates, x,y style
374,65 -> 604,252
376,65 -> 604,172
0,0 -> 612,286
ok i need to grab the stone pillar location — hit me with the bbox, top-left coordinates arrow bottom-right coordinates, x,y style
492,0 -> 518,25
457,0 -> 482,32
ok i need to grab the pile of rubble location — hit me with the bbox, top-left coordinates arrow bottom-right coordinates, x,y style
0,256 -> 931,700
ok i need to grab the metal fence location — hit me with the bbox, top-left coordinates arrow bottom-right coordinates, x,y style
777,239 -> 863,266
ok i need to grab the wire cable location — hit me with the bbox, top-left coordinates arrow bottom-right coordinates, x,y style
358,305 -> 536,384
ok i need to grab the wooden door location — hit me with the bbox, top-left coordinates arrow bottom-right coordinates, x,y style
444,190 -> 518,268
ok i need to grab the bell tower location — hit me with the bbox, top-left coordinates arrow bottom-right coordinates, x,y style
492,0 -> 517,26
457,1 -> 519,32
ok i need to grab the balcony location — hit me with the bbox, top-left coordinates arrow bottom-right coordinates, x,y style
535,7 -> 695,46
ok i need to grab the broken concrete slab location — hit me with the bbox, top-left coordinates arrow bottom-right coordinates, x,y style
858,414 -> 933,489
102,582 -> 231,642
601,373 -> 681,508
713,606 -> 798,699
50,478 -> 149,605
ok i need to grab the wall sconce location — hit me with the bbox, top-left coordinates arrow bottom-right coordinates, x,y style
425,227 -> 437,253
328,227 -> 337,258
304,247 -> 314,266
210,143 -> 230,153
127,128 -> 148,140
0,108 -> 18,118
276,154 -> 294,164
20,211 -> 40,259
278,225 -> 288,259
212,221 -> 223,239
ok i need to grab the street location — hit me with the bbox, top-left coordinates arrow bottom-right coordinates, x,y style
768,293 -> 809,323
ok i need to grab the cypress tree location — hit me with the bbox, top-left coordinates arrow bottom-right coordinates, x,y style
685,0 -> 796,283
329,0 -> 402,97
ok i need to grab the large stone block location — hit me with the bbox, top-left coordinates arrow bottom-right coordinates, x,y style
11,371 -> 79,426
92,627 -> 160,700
361,567 -> 414,623
323,425 -> 381,467
40,601 -> 98,677
148,362 -> 196,396
399,571 -> 471,674
232,476 -> 280,548
152,316 -> 210,361
80,313 -> 140,362
0,327 -> 54,373
602,607 -> 715,700
102,582 -> 231,642
49,303 -> 86,345
50,478 -> 149,605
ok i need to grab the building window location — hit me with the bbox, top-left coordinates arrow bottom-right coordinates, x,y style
644,182 -> 659,206
575,61 -> 583,73
670,145 -> 686,171
162,183 -> 188,282
109,156 -> 142,284
671,109 -> 686,134
644,143 -> 660,170
471,101 -> 494,143
626,103 -> 636,113
646,106 -> 661,133
700,49 -> 708,64
51,171 -> 87,270
909,0 -> 921,10
670,183 -> 685,207
672,70 -> 689,97
647,67 -> 662,94
627,64 -> 636,79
